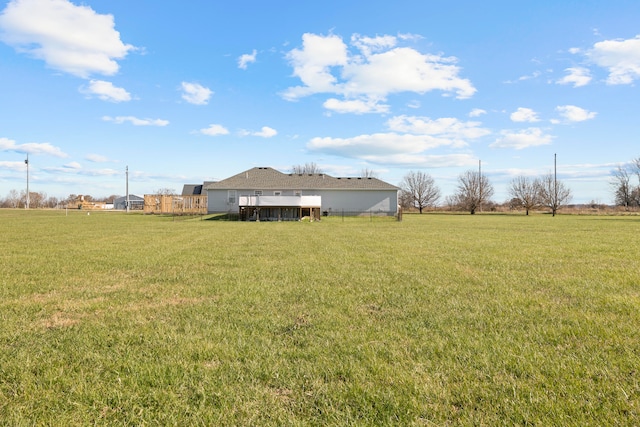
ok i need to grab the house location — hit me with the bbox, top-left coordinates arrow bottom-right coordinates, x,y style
113,194 -> 144,210
203,167 -> 399,220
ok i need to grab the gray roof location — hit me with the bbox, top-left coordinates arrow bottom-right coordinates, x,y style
182,181 -> 217,195
203,167 -> 399,191
182,184 -> 202,195
114,195 -> 144,203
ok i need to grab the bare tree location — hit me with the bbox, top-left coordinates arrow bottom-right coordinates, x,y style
455,170 -> 494,214
444,194 -> 460,211
399,171 -> 441,213
155,188 -> 177,196
508,176 -> 541,215
20,191 -> 46,208
398,189 -> 414,211
45,196 -> 60,208
537,173 -> 572,216
5,189 -> 20,208
291,162 -> 322,174
359,168 -> 378,178
611,165 -> 635,209
633,157 -> 640,177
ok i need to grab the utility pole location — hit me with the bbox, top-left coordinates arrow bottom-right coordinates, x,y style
552,153 -> 558,217
25,153 -> 29,209
126,166 -> 130,213
478,159 -> 482,213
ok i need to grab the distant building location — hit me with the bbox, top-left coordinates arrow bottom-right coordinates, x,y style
113,194 -> 144,210
182,182 -> 216,196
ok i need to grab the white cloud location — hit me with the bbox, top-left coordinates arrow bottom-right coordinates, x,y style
490,128 -> 554,150
240,126 -> 277,138
323,98 -> 389,114
238,49 -> 257,69
350,33 -> 397,56
181,82 -> 212,105
0,160 -> 29,171
283,32 -> 475,113
102,115 -> 169,126
368,153 -> 476,167
63,161 -> 82,169
82,80 -> 131,102
85,154 -> 108,162
283,33 -> 348,100
199,124 -> 229,136
0,0 -> 134,78
21,142 -> 68,157
253,126 -> 277,138
0,137 -> 68,157
344,47 -> 476,99
586,35 -> 640,84
306,114 -> 489,166
386,115 -> 490,142
469,108 -> 486,117
510,107 -> 540,123
517,71 -> 541,81
41,164 -> 125,178
308,131 -> 476,166
309,133 -> 452,157
0,137 -> 17,150
555,105 -> 597,123
557,67 -> 592,87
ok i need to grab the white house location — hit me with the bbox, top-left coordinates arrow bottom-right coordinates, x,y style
204,167 -> 399,220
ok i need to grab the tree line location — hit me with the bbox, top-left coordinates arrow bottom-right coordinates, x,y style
399,170 -> 575,216
0,191 -> 121,209
3,158 -> 639,212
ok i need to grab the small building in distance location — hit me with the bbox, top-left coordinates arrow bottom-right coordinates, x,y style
113,194 -> 144,210
182,182 -> 216,196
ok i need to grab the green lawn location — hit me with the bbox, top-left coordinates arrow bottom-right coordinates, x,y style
1,210 -> 639,426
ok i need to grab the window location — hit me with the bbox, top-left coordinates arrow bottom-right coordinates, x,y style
254,190 -> 263,196
228,190 -> 236,204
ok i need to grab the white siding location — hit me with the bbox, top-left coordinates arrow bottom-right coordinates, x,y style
207,190 -> 235,212
207,188 -> 398,214
316,190 -> 397,214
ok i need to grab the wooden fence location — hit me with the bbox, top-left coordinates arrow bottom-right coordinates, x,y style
144,195 -> 208,215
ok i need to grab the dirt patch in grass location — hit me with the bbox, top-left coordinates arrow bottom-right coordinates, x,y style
39,311 -> 82,329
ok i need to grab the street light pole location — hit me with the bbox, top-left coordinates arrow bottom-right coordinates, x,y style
126,165 -> 130,213
478,159 -> 482,213
25,153 -> 29,209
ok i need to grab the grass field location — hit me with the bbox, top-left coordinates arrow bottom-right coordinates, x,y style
1,210 -> 639,426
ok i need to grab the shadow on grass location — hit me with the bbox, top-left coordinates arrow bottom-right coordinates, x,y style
204,213 -> 240,221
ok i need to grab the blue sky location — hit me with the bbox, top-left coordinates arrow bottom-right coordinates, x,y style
1,0 -> 640,203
